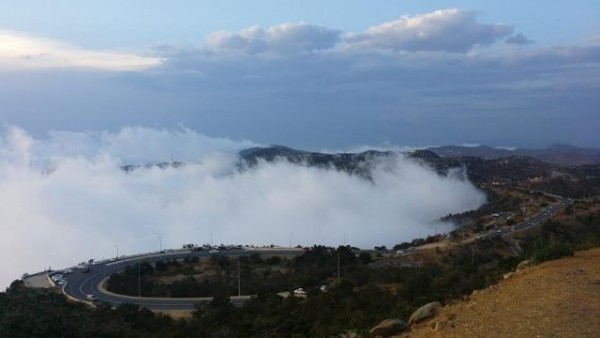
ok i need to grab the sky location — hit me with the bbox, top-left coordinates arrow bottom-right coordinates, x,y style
0,0 -> 598,149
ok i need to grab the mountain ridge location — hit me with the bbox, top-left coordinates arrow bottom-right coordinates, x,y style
427,144 -> 600,165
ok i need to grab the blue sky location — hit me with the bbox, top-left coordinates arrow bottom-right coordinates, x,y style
2,1 -> 598,47
0,1 -> 599,148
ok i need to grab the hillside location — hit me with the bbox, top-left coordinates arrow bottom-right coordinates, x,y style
427,144 -> 600,166
403,248 -> 600,338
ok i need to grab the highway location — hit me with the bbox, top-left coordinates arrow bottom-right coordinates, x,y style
486,195 -> 572,241
62,248 -> 296,310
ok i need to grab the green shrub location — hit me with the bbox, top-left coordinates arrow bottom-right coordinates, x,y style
531,238 -> 574,263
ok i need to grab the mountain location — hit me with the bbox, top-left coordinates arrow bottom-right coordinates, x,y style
239,145 -> 394,177
427,144 -> 600,166
238,145 -> 600,197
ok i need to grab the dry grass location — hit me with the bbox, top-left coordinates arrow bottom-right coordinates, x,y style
404,248 -> 600,338
152,309 -> 194,320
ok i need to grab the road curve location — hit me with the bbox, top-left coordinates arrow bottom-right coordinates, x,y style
492,196 -> 571,242
63,249 -> 296,310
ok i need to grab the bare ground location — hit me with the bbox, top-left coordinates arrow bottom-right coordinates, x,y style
403,248 -> 600,338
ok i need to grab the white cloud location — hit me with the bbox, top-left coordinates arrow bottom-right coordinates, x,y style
182,9 -> 514,57
0,126 -> 485,288
0,30 -> 162,71
343,9 -> 513,53
205,22 -> 340,55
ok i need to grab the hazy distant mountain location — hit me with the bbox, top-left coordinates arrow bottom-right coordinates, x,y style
427,144 -> 600,165
239,145 -> 393,178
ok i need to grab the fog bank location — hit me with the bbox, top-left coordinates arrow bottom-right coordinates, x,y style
0,126 -> 485,288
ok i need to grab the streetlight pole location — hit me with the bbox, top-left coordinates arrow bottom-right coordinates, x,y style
158,235 -> 162,252
114,244 -> 119,261
138,263 -> 141,297
337,252 -> 340,285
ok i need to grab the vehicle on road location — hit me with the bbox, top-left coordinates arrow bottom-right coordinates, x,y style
293,288 -> 306,295
209,249 -> 220,254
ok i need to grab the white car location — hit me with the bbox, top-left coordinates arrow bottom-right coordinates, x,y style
51,275 -> 64,282
293,288 -> 306,295
209,249 -> 220,254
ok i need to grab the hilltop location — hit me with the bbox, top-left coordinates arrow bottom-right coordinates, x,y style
402,248 -> 600,338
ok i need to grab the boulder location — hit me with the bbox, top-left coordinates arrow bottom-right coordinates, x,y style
516,259 -> 532,272
408,301 -> 442,325
369,319 -> 410,337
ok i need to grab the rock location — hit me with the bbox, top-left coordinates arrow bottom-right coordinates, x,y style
434,321 -> 446,332
369,319 -> 410,337
408,301 -> 442,325
516,259 -> 532,272
503,272 -> 514,279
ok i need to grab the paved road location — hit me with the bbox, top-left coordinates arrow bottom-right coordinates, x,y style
483,196 -> 572,242
62,248 -> 297,310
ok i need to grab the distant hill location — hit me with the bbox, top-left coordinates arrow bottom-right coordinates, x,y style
240,145 -> 561,187
427,144 -> 600,165
239,145 -> 393,178
240,145 -> 600,198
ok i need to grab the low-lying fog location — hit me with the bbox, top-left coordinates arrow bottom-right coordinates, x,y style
0,126 -> 485,288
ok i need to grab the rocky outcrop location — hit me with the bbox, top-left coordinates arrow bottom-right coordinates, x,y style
408,301 -> 442,325
369,319 -> 410,337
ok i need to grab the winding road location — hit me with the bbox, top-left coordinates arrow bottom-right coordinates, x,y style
62,248 -> 296,310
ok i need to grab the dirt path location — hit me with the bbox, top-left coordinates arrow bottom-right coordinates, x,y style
405,248 -> 600,338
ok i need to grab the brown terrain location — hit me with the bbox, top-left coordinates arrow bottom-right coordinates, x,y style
403,248 -> 600,338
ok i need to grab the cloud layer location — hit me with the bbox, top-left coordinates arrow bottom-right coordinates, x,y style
0,30 -> 161,71
0,126 -> 485,288
0,8 -> 598,149
199,9 -> 519,55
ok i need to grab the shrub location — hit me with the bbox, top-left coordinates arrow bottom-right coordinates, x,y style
531,238 -> 574,263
